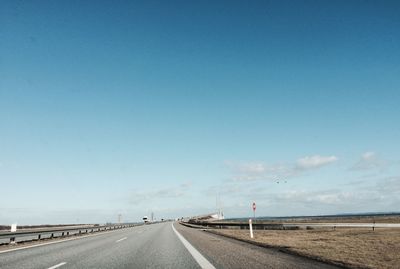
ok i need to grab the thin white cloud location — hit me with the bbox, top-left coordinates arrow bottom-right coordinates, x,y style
236,162 -> 266,174
274,176 -> 400,207
275,189 -> 359,205
225,161 -> 291,181
350,151 -> 387,171
203,177 -> 400,217
373,176 -> 400,193
226,154 -> 338,181
242,166 -> 291,181
129,184 -> 191,205
295,155 -> 338,170
180,181 -> 193,188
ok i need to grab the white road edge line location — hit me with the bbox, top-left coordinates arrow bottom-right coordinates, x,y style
116,237 -> 127,243
0,229 -> 120,254
172,223 -> 216,269
47,262 -> 67,269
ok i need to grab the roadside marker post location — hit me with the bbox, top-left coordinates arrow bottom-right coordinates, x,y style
249,219 -> 254,238
10,223 -> 17,244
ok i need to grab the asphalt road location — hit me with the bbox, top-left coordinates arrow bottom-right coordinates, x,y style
0,222 -> 341,269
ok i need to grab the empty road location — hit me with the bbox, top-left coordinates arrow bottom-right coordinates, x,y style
0,222 -> 341,269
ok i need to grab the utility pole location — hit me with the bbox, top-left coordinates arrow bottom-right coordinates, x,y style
216,192 -> 223,219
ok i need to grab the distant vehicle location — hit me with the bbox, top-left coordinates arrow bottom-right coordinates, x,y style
143,216 -> 149,223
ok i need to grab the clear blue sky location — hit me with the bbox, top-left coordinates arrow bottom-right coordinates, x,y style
1,1 -> 399,224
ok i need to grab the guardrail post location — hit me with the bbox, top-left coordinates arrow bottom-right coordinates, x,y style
38,234 -> 41,240
50,233 -> 54,239
10,236 -> 16,244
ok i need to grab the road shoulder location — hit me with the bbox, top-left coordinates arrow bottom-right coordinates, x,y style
175,223 -> 342,269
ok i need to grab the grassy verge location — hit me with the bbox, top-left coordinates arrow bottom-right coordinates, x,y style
208,228 -> 400,269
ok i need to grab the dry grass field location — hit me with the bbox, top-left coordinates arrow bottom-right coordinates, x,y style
276,215 -> 400,224
210,228 -> 400,269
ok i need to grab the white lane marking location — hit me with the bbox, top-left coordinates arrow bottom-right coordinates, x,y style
47,262 -> 67,269
0,228 -> 129,254
172,223 -> 216,269
116,237 -> 127,243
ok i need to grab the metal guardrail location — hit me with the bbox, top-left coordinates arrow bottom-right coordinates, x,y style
187,221 -> 288,230
0,224 -> 137,245
187,221 -> 400,231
